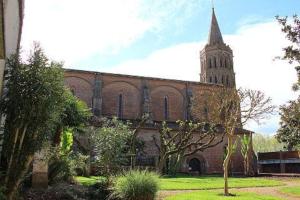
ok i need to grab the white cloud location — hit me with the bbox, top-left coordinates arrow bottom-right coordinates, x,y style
21,0 -> 205,65
101,20 -> 298,135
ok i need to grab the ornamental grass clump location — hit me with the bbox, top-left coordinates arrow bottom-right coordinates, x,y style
112,170 -> 159,200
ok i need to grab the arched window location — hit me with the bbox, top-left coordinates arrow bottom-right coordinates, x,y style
215,76 -> 218,84
220,57 -> 223,68
221,76 -> 224,84
209,58 -> 212,68
209,76 -> 212,83
118,94 -> 123,118
214,57 -> 217,68
226,76 -> 229,86
164,96 -> 169,120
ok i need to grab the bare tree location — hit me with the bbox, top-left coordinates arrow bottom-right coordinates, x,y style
152,120 -> 224,174
208,88 -> 275,196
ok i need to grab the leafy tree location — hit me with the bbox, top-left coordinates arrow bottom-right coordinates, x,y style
48,129 -> 89,184
90,117 -> 134,176
208,88 -> 275,196
276,15 -> 300,91
252,133 -> 285,154
276,15 -> 300,151
0,43 -> 66,199
276,98 -> 300,150
53,89 -> 92,145
240,134 -> 251,176
152,120 -> 224,175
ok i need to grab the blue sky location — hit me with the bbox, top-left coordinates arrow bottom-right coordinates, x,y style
21,0 -> 300,135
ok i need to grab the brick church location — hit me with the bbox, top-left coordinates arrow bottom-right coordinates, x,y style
64,9 -> 249,174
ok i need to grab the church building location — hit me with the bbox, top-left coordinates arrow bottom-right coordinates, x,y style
64,9 -> 248,174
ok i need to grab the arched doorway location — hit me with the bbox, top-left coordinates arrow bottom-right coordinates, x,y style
189,158 -> 201,173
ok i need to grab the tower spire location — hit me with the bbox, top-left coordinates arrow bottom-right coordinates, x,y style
208,8 -> 224,45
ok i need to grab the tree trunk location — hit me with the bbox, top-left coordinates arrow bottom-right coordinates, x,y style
53,126 -> 63,146
223,136 -> 233,196
243,157 -> 248,176
5,154 -> 34,200
4,127 -> 20,185
157,156 -> 166,175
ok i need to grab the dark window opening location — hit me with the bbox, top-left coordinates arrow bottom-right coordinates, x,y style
226,76 -> 229,86
214,57 -> 217,68
221,76 -> 224,84
209,76 -> 212,83
215,76 -> 218,83
164,96 -> 169,120
118,94 -> 123,118
209,58 -> 212,68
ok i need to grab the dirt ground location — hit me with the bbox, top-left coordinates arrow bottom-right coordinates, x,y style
157,177 -> 300,200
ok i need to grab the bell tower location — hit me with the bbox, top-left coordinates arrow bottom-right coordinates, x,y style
200,8 -> 236,88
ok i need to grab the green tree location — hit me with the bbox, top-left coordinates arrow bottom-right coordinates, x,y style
276,15 -> 300,151
90,117 -> 133,176
276,99 -> 300,150
276,15 -> 300,91
0,43 -> 66,199
53,89 -> 92,145
252,133 -> 285,153
240,134 -> 251,176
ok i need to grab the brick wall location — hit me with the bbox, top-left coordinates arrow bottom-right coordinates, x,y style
64,69 -> 246,174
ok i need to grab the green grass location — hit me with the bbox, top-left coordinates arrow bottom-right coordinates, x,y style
165,190 -> 282,200
280,186 -> 300,197
160,175 -> 283,190
75,176 -> 106,186
76,175 -> 284,191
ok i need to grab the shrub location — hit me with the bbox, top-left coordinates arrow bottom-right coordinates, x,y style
0,186 -> 5,200
112,170 -> 159,200
88,179 -> 112,200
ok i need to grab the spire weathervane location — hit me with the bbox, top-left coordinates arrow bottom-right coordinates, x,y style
212,0 -> 214,9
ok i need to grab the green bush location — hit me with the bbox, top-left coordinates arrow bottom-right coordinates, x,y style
0,186 -> 6,200
88,179 -> 112,200
112,170 -> 159,200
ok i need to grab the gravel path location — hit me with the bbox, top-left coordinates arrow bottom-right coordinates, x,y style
156,178 -> 300,200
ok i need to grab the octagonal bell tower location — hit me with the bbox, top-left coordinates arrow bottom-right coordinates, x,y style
200,8 -> 236,88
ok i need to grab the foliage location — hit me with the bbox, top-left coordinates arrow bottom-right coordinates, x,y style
165,190 -> 282,200
90,117 -> 134,176
60,90 -> 92,128
0,43 -> 67,199
48,129 -> 89,184
75,176 -> 107,186
88,178 -> 112,200
252,133 -> 285,153
159,175 -> 283,190
240,134 -> 251,176
280,186 -> 300,197
0,186 -> 5,200
276,98 -> 300,150
276,15 -> 300,91
152,120 -> 224,174
112,170 -> 159,200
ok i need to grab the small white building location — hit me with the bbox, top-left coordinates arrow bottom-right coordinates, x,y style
0,0 -> 24,156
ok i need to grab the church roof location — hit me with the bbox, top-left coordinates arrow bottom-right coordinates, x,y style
208,8 -> 224,45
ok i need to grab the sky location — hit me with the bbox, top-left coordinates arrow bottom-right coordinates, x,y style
21,0 -> 300,135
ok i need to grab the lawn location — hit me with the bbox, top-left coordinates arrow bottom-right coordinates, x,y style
165,190 -> 282,200
160,175 -> 283,190
280,186 -> 300,197
74,176 -> 106,186
76,175 -> 283,190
